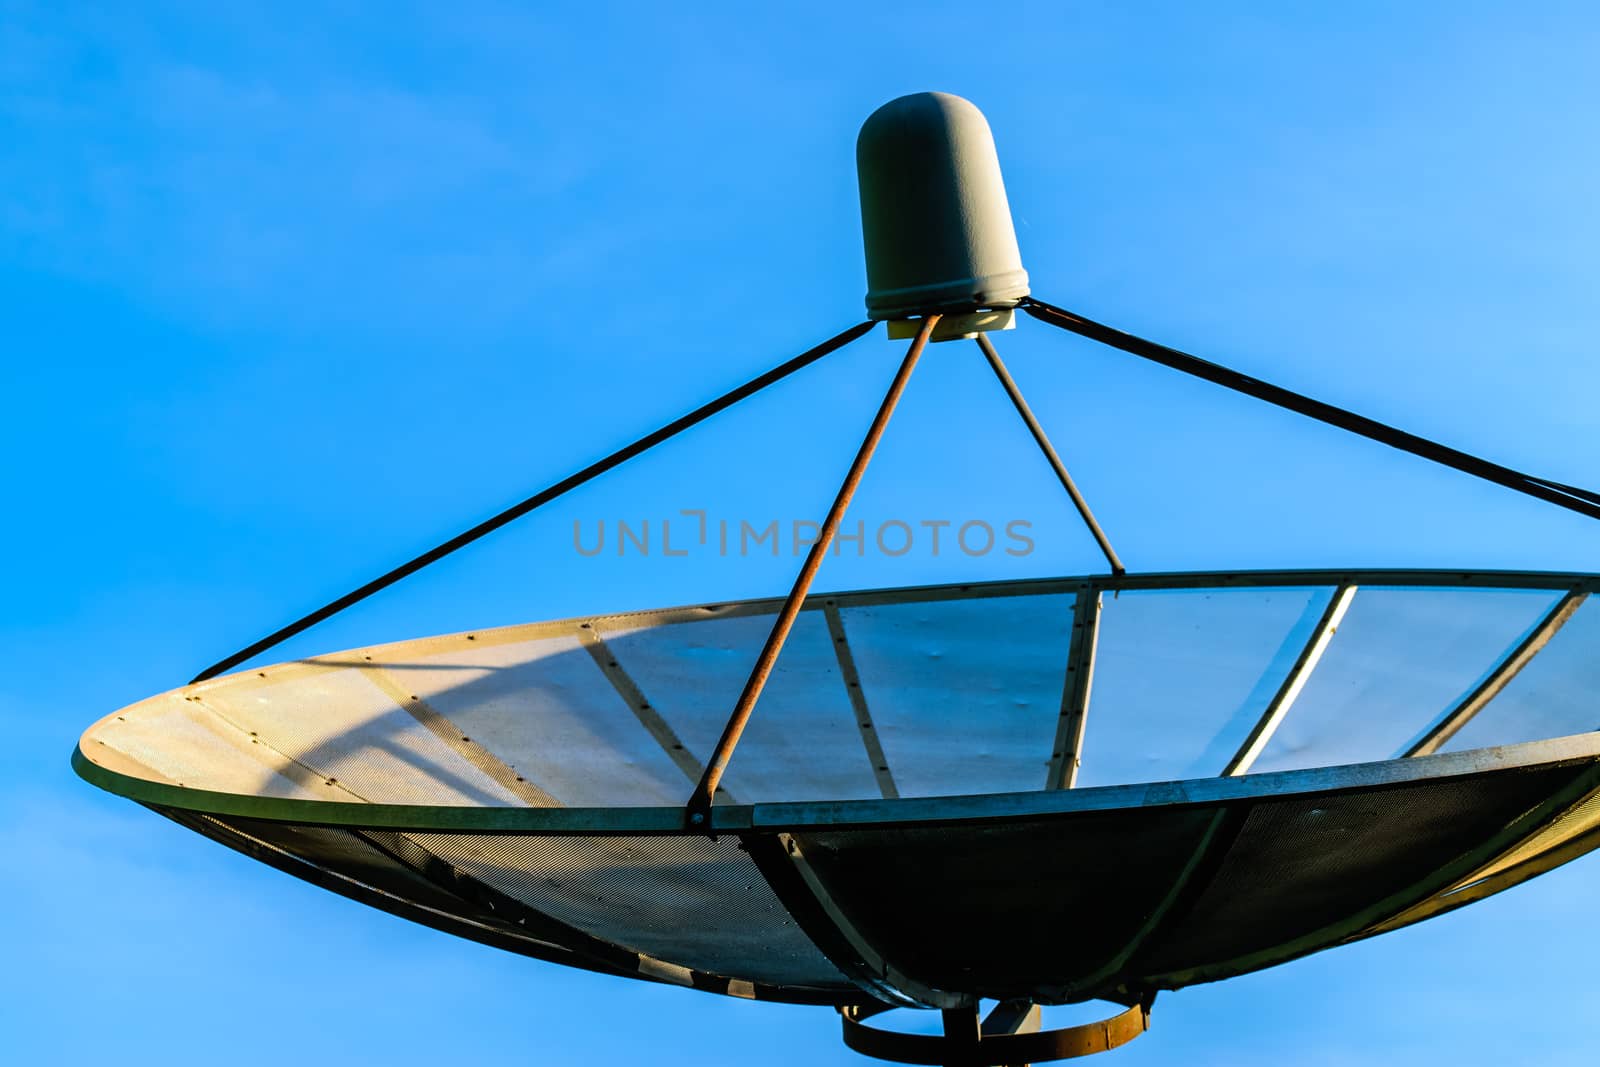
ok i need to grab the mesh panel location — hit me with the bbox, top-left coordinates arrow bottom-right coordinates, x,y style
841,592 -> 1074,796
1363,785 -> 1600,936
85,693 -> 327,799
198,669 -> 526,806
177,814 -> 651,977
790,806 -> 1219,998
598,611 -> 878,803
1079,587 -> 1325,786
1255,587 -> 1562,772
1135,765 -> 1580,978
1442,596 -> 1600,752
411,832 -> 848,988
1459,783 -> 1600,885
177,813 -> 850,993
377,634 -> 693,806
198,816 -> 525,928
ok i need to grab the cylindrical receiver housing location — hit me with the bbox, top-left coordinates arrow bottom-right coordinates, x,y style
857,92 -> 1029,320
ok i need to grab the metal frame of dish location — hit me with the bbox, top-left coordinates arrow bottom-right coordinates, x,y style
75,565 -> 1600,811
73,719 -> 1600,840
76,567 -> 1600,1063
78,566 -> 1600,832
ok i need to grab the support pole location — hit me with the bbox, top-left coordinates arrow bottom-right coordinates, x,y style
975,333 -> 1124,575
686,316 -> 940,826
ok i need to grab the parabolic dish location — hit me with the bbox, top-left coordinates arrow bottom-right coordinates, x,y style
76,569 -> 1600,1008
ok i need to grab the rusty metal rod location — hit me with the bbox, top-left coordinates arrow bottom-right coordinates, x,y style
686,315 -> 940,825
975,332 -> 1124,575
192,319 -> 876,684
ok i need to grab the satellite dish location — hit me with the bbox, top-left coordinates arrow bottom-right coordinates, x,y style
76,93 -> 1600,1064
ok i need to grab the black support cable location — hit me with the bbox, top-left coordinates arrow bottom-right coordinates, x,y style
191,320 -> 877,683
1022,297 -> 1600,523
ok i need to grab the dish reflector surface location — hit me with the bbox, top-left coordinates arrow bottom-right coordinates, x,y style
77,570 -> 1600,1006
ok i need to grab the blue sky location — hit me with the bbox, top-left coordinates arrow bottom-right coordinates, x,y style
5,2 -> 1600,1063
